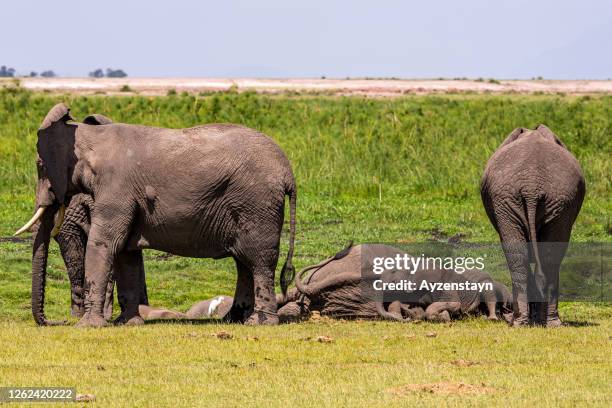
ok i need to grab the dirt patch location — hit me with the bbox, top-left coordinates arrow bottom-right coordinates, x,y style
387,382 -> 495,396
450,359 -> 479,367
215,331 -> 233,340
426,228 -> 466,244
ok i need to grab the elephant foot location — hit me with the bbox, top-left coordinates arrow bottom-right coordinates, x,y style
114,313 -> 144,326
487,315 -> 499,321
245,310 -> 279,325
511,316 -> 530,328
437,310 -> 451,322
501,312 -> 513,324
76,314 -> 108,328
225,303 -> 252,324
546,317 -> 563,328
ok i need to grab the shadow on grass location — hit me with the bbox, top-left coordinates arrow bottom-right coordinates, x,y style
0,236 -> 31,243
562,320 -> 599,327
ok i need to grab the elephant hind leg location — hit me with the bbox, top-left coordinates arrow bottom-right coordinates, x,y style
538,218 -> 572,327
497,223 -> 532,327
232,236 -> 281,325
227,259 -> 254,324
246,264 -> 279,325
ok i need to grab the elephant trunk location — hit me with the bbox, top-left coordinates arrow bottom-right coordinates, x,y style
31,205 -> 66,326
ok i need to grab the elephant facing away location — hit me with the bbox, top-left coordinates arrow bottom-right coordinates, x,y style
481,125 -> 585,327
277,244 -> 513,323
15,104 -> 297,327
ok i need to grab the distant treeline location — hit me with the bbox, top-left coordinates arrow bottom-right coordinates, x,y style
0,65 -> 127,78
89,68 -> 128,78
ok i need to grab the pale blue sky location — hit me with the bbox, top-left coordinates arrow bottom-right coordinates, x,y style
3,0 -> 611,78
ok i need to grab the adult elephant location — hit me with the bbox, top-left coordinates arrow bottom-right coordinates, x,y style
15,104 -> 297,327
480,125 -> 585,327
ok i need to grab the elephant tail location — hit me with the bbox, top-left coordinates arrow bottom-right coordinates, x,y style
280,184 -> 297,296
526,199 -> 544,302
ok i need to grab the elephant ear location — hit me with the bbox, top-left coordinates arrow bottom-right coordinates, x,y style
498,127 -> 528,149
37,103 -> 76,204
535,124 -> 566,148
83,114 -> 113,125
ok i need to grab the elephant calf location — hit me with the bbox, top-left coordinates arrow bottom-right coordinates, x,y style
277,244 -> 513,323
481,125 -> 585,327
138,296 -> 234,320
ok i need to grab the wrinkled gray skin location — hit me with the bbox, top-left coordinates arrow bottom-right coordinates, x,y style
277,244 -> 513,323
23,104 -> 296,327
481,125 -> 585,327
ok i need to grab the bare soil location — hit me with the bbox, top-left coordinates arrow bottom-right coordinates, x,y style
387,382 -> 496,396
4,77 -> 612,97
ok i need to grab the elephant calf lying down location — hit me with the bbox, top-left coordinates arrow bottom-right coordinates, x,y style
277,244 -> 513,323
138,296 -> 234,320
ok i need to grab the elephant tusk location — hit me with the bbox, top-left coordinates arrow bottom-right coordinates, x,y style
14,206 -> 47,236
51,205 -> 65,238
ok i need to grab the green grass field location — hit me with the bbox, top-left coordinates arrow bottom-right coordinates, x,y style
0,87 -> 610,406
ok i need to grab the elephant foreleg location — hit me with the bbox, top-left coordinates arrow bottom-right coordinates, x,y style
113,250 -> 145,326
76,203 -> 134,328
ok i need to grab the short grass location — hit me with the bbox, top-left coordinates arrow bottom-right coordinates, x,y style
0,88 -> 610,406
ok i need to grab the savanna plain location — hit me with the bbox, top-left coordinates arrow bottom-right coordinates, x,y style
0,86 -> 610,407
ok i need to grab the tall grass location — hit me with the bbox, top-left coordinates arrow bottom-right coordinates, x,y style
0,88 -> 610,241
